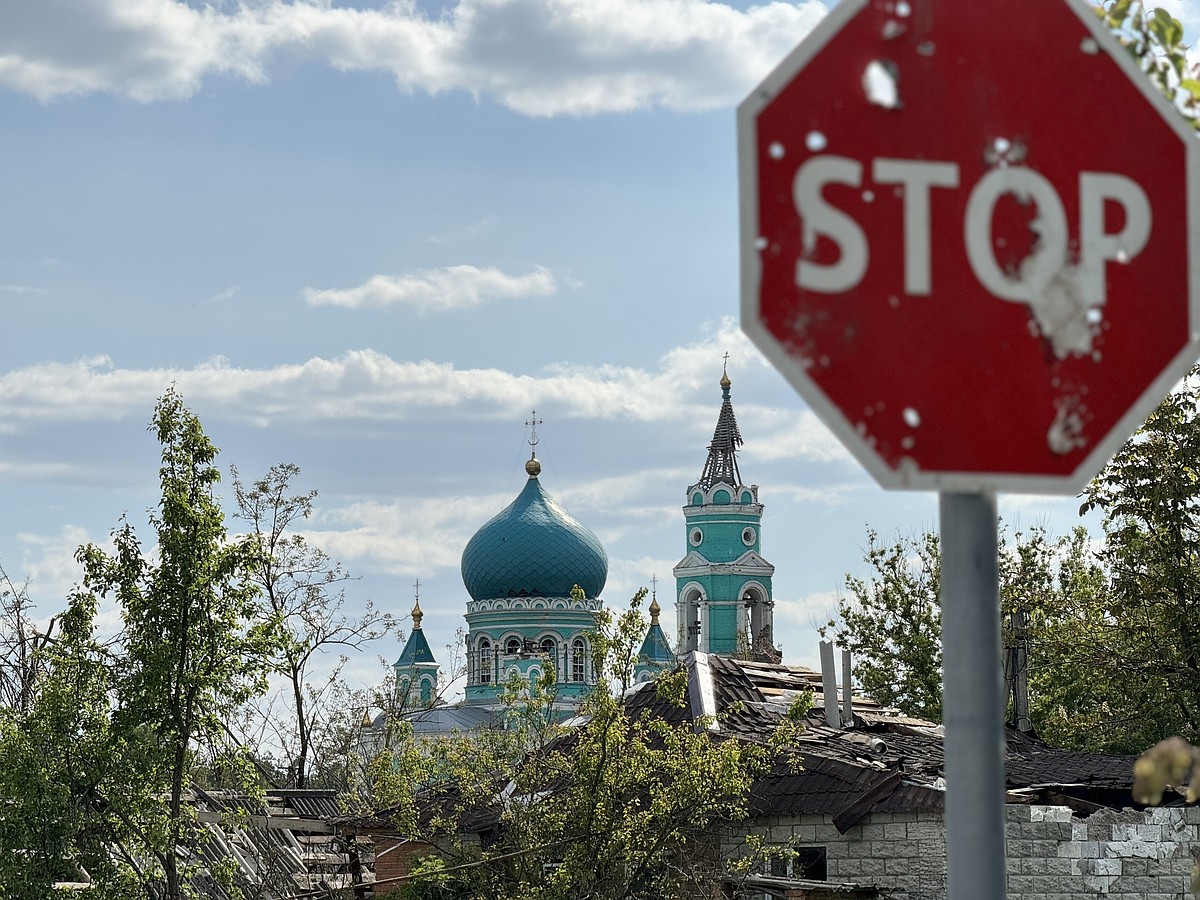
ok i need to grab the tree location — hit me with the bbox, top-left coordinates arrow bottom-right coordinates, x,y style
822,525 -> 1104,737
822,529 -> 943,721
0,388 -> 279,900
0,560 -> 55,716
0,589 -> 144,899
827,370 -> 1200,755
1068,366 -> 1200,753
232,462 -> 395,789
362,589 -> 793,900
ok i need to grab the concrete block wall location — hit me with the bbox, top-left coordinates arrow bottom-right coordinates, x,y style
724,811 -> 947,900
1006,804 -> 1198,900
726,806 -> 1200,899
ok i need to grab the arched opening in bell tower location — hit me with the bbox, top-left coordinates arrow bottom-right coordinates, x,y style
681,586 -> 704,652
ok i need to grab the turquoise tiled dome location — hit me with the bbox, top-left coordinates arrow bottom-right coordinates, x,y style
461,473 -> 608,601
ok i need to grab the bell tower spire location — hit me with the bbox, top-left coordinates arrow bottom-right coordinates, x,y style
698,355 -> 744,489
673,363 -> 779,661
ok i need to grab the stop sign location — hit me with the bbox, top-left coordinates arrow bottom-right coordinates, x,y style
739,0 -> 1200,493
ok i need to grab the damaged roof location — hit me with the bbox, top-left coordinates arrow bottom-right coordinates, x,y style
625,652 -> 1139,832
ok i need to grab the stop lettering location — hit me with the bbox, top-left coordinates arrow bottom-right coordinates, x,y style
795,156 -> 1149,314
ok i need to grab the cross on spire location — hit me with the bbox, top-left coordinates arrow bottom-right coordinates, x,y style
526,410 -> 543,449
411,579 -> 424,630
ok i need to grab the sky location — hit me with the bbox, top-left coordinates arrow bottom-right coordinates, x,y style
2,0 -> 1199,697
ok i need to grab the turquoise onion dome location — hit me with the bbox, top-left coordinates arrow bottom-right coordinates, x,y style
461,463 -> 608,602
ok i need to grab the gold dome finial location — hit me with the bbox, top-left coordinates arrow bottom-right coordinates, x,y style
411,579 -> 424,629
360,707 -> 373,728
721,351 -> 731,388
525,455 -> 542,477
649,595 -> 661,625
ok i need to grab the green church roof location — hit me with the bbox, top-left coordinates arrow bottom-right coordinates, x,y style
395,626 -> 436,667
460,469 -> 608,602
638,622 -> 675,665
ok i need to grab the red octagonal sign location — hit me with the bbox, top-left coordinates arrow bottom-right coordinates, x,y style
739,0 -> 1200,493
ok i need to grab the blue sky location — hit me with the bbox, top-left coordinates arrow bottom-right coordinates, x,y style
1,0 -> 1197,694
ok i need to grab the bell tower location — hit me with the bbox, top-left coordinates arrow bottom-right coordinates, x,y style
673,364 -> 778,660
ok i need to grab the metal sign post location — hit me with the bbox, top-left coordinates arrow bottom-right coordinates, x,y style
940,492 -> 1005,900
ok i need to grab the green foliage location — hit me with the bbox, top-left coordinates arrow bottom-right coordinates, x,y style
1068,367 -> 1200,753
232,462 -> 394,789
823,525 -> 1103,733
375,589 -> 795,900
0,592 -> 143,899
0,389 -> 278,899
830,367 -> 1200,755
1001,528 -> 1112,750
1100,0 -> 1199,127
822,529 -> 943,721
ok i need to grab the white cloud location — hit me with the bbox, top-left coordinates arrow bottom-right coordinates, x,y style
0,459 -> 79,479
768,479 -> 866,508
0,318 -> 741,423
304,491 -> 512,576
303,264 -> 558,312
210,285 -> 241,303
0,0 -> 826,115
0,319 -> 853,476
740,407 -> 849,465
11,525 -> 106,632
602,554 -> 678,607
773,588 -> 840,667
0,284 -> 44,295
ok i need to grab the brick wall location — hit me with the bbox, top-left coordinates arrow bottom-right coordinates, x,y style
370,836 -> 436,897
725,805 -> 1200,899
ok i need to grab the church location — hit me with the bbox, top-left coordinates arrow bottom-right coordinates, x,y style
378,366 -> 778,736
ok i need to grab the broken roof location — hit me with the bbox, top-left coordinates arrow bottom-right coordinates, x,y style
624,652 -> 1140,831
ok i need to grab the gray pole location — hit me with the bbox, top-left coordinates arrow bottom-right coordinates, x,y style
939,491 -> 1005,900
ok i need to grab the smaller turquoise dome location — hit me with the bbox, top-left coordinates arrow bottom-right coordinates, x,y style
461,473 -> 608,601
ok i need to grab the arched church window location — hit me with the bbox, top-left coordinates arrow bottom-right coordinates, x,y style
478,639 -> 491,683
506,637 -> 521,656
740,491 -> 753,504
541,637 -> 557,677
692,492 -> 704,506
713,489 -> 731,504
420,677 -> 433,706
572,638 -> 586,682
